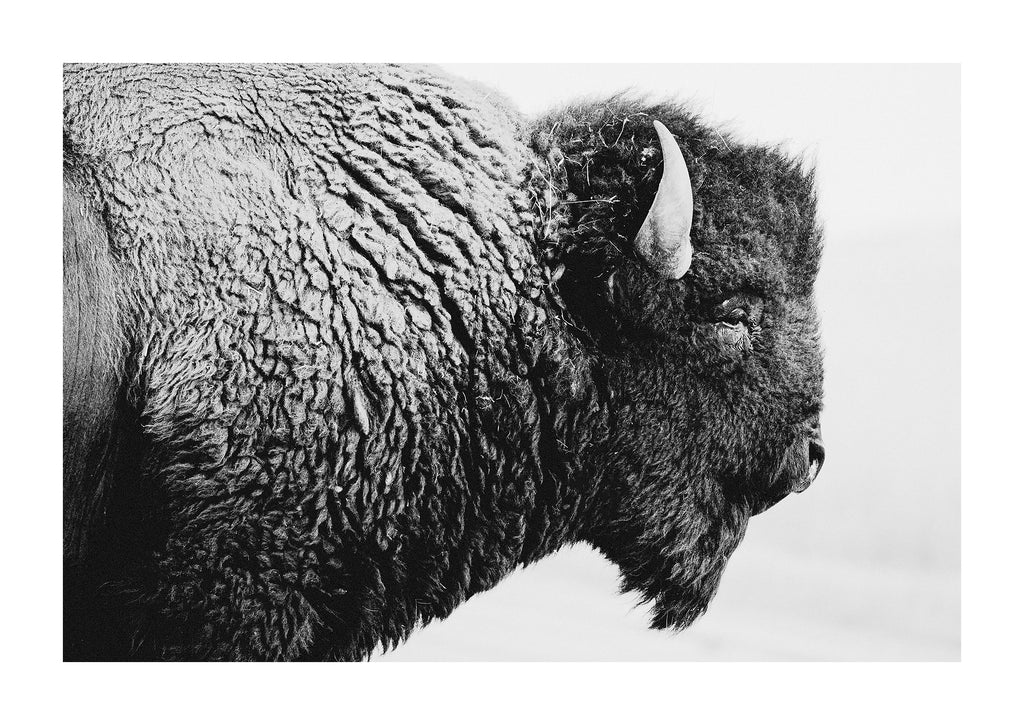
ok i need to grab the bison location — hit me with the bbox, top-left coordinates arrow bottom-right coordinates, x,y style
63,63 -> 825,660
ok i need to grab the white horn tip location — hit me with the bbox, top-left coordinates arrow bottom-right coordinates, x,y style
633,119 -> 695,279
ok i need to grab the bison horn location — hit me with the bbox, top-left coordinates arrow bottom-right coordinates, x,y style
633,120 -> 694,279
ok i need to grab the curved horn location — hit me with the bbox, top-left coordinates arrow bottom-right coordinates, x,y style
633,120 -> 694,279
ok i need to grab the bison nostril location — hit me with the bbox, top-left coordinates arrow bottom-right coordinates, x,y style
808,439 -> 826,480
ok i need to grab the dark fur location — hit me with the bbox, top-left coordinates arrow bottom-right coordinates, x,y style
63,64 -> 823,660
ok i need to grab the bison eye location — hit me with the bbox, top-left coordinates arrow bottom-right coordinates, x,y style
713,293 -> 764,327
712,304 -> 749,332
723,308 -> 748,325
711,294 -> 763,350
717,316 -> 746,332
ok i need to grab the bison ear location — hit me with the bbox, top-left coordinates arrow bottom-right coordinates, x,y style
633,120 -> 694,280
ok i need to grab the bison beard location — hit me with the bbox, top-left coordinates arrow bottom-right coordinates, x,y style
63,64 -> 825,660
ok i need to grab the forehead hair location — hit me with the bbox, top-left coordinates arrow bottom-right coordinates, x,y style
529,96 -> 822,297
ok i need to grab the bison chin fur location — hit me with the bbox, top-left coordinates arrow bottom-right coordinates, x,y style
584,465 -> 748,631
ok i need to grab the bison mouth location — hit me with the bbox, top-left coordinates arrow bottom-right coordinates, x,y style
761,436 -> 823,516
738,431 -> 825,516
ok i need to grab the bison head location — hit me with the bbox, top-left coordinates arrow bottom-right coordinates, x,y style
531,100 -> 824,630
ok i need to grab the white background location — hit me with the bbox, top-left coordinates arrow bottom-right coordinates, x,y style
377,64 -> 961,661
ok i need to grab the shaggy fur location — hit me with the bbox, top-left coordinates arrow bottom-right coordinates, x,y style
63,64 -> 824,660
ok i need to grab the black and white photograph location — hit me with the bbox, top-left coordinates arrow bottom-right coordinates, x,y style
61,62 -> 959,663
7,0 -> 1015,720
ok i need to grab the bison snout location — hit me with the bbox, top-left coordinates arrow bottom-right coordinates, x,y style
793,427 -> 825,493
